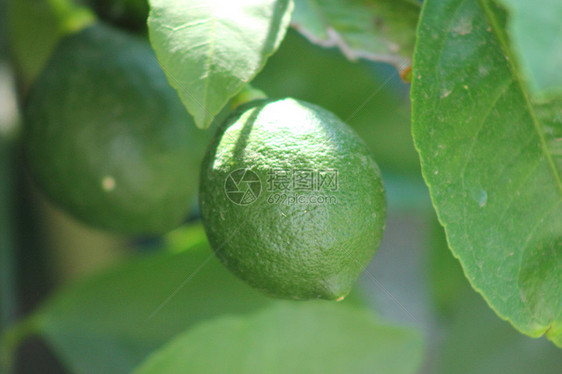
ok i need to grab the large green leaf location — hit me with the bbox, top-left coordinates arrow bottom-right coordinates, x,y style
134,303 -> 424,374
28,225 -> 274,373
148,0 -> 293,129
495,0 -> 562,97
291,0 -> 420,71
412,0 -> 562,346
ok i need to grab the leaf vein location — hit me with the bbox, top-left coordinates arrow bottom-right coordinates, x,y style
201,6 -> 218,125
478,0 -> 562,196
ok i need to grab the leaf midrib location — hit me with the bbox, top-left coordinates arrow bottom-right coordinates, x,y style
478,1 -> 562,340
201,3 -> 217,126
479,0 -> 562,197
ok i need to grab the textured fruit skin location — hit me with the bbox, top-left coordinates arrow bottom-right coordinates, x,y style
199,98 -> 386,300
24,24 -> 208,235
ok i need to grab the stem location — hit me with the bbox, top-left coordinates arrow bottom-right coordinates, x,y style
0,74 -> 19,374
1,3 -> 40,371
47,0 -> 97,35
0,317 -> 39,373
230,84 -> 268,111
1,0 -> 20,368
0,139 -> 17,331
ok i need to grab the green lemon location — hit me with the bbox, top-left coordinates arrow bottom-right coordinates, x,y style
199,98 -> 386,300
24,24 -> 208,235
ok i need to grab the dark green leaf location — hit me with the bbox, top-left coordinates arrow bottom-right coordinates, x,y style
291,0 -> 420,70
134,303 -> 424,374
412,0 -> 562,346
148,0 -> 293,128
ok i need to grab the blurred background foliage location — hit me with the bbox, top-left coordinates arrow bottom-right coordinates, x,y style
0,0 -> 560,373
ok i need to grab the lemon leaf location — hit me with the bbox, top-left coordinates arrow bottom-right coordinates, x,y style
412,0 -> 562,346
148,0 -> 293,129
28,225 -> 273,373
494,0 -> 562,97
134,303 -> 424,374
291,0 -> 420,71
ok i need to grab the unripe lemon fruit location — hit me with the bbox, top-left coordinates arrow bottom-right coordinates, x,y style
199,98 -> 386,300
24,24 -> 208,235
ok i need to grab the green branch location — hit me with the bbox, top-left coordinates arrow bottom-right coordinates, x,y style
0,317 -> 39,373
0,120 -> 18,374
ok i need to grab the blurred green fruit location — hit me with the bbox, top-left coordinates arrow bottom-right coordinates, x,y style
24,24 -> 208,235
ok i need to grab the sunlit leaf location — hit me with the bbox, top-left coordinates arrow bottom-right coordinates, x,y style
148,0 -> 293,128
